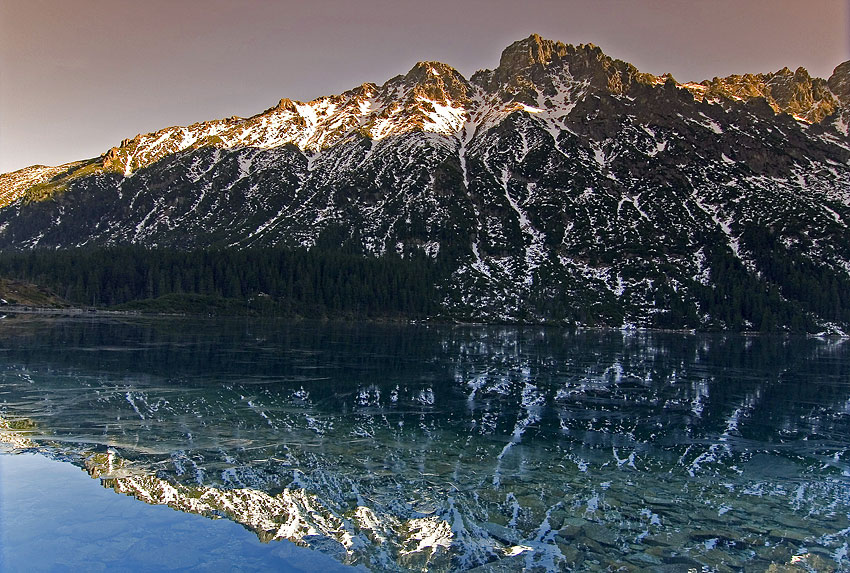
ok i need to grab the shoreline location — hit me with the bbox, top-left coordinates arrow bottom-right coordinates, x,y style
1,304 -> 847,338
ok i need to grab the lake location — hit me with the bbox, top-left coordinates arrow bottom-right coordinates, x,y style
0,316 -> 848,571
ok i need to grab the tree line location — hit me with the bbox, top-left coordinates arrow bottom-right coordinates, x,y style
0,246 -> 449,318
0,230 -> 847,331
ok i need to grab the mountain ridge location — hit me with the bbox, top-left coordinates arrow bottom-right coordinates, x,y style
5,34 -> 847,188
1,34 -> 849,332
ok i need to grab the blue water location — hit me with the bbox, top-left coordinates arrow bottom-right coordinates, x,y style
0,452 -> 358,572
0,316 -> 848,571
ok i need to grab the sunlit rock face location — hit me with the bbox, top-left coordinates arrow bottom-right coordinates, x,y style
1,35 -> 849,330
1,318 -> 849,571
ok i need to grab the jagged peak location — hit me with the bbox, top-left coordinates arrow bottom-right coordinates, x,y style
11,34 -> 847,183
473,34 -> 654,105
497,34 -> 568,70
766,66 -> 812,84
483,35 -> 843,125
275,97 -> 299,112
491,35 -> 613,80
794,66 -> 812,80
405,61 -> 464,80
828,60 -> 850,103
384,60 -> 471,105
350,82 -> 379,97
700,63 -> 838,123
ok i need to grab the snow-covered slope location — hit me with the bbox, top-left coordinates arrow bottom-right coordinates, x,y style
1,34 -> 849,330
0,162 -> 85,208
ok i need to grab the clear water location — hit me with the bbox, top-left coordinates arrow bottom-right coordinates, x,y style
0,316 -> 848,572
0,452 -> 358,572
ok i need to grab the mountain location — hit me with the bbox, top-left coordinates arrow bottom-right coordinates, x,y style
1,34 -> 849,331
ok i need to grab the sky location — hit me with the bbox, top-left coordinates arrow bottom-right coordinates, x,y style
1,0 -> 848,174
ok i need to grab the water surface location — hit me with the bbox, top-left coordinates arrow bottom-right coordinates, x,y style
0,451 -> 357,572
0,316 -> 848,571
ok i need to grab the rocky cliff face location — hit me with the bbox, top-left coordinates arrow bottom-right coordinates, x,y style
828,60 -> 850,102
699,65 -> 839,123
1,35 -> 849,330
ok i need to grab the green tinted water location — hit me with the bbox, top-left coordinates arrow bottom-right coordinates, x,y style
0,316 -> 847,571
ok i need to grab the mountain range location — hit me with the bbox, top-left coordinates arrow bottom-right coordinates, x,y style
1,34 -> 849,331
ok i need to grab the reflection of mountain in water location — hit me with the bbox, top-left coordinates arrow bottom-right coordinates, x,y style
0,317 -> 848,571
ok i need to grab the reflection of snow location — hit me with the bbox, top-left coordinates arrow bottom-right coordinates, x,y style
2,325 -> 849,571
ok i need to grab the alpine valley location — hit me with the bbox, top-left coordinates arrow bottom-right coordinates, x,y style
2,34 -> 850,331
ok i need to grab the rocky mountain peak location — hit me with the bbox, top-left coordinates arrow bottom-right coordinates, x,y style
793,66 -> 811,82
396,61 -> 471,104
828,60 -> 850,103
766,65 -> 836,121
701,64 -> 838,123
474,34 -> 654,104
275,98 -> 298,112
496,33 -> 569,72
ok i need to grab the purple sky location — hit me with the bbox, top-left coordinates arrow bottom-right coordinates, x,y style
1,0 -> 848,173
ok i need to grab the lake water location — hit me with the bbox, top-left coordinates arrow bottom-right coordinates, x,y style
0,316 -> 848,572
